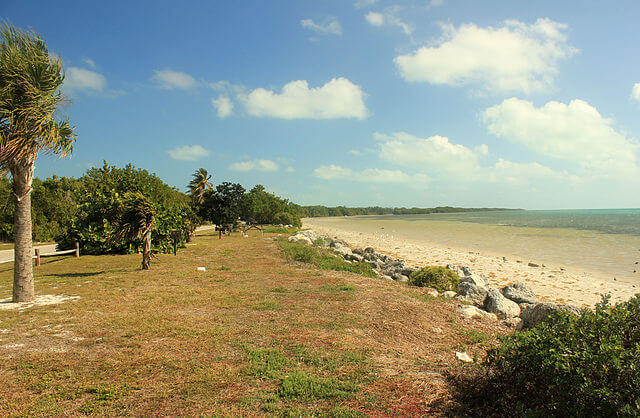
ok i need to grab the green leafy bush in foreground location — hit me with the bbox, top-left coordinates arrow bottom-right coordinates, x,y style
408,266 -> 459,292
480,295 -> 640,416
279,240 -> 376,278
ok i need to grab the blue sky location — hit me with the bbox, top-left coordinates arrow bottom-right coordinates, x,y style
3,0 -> 640,209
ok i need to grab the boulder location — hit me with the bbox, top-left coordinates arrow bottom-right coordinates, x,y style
425,288 -> 440,297
288,235 -> 313,246
353,248 -> 364,255
503,317 -> 523,330
345,253 -> 364,263
455,281 -> 488,306
401,266 -> 419,277
520,302 -> 582,329
501,282 -> 537,304
447,264 -> 472,278
458,305 -> 497,321
364,247 -> 375,254
484,288 -> 521,319
330,243 -> 352,257
443,291 -> 457,298
461,272 -> 489,289
391,272 -> 409,283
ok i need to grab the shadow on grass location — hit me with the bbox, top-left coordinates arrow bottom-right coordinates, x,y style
43,271 -> 106,278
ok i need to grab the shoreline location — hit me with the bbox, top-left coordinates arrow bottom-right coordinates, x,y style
303,217 -> 639,307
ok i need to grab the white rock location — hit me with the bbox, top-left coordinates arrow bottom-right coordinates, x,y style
197,267 -> 206,272
443,291 -> 457,298
455,351 -> 473,363
459,305 -> 498,321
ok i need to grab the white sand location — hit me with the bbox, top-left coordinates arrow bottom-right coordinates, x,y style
0,294 -> 80,311
304,218 -> 639,307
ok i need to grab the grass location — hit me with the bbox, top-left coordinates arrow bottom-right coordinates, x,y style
0,230 -> 506,415
279,240 -> 376,278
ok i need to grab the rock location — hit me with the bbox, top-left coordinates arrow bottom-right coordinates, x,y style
401,266 -> 419,277
459,305 -> 497,321
455,281 -> 488,306
520,302 -> 582,329
366,260 -> 380,269
425,288 -> 440,297
288,235 -> 313,246
528,262 -> 540,267
461,272 -> 489,289
364,247 -> 375,254
501,282 -> 537,304
447,264 -> 471,278
443,291 -> 457,298
353,247 -> 364,255
330,243 -> 352,257
345,253 -> 364,263
484,288 -> 521,319
503,317 -> 523,330
392,273 -> 409,283
381,275 -> 394,281
456,351 -> 473,363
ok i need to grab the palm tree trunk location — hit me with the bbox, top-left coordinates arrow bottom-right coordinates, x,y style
141,229 -> 151,270
11,162 -> 35,302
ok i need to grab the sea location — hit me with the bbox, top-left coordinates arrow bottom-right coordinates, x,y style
317,209 -> 640,283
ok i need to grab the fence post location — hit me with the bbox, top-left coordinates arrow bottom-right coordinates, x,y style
75,240 -> 80,258
35,248 -> 40,266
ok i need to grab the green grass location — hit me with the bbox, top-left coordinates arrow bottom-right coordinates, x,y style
279,371 -> 356,400
321,284 -> 355,292
279,240 -> 376,278
263,226 -> 302,234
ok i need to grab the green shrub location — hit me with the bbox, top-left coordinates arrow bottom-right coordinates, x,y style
279,241 -> 376,278
479,295 -> 640,416
408,266 -> 459,291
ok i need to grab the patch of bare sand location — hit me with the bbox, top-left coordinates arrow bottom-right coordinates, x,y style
0,294 -> 80,311
304,219 -> 638,307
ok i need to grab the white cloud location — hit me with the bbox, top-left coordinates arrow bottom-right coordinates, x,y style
365,10 -> 412,35
301,17 -> 342,36
212,95 -> 233,118
428,0 -> 444,7
167,145 -> 210,161
313,165 -> 429,184
229,159 -> 279,172
152,69 -> 197,90
242,78 -> 368,120
483,98 -> 639,177
82,57 -> 96,69
348,149 -> 363,156
632,83 -> 640,102
373,131 -> 574,186
355,0 -> 378,8
64,67 -> 107,92
395,18 -> 577,94
375,132 -> 482,177
365,12 -> 385,26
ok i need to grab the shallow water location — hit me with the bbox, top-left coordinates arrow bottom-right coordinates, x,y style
309,211 -> 640,284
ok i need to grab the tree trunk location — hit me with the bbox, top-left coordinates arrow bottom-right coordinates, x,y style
141,229 -> 151,270
11,162 -> 35,302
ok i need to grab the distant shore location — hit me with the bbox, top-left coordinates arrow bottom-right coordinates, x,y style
303,216 -> 639,307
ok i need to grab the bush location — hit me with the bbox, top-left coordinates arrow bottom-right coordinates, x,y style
279,240 -> 376,278
408,266 -> 459,291
272,212 -> 301,228
479,295 -> 640,416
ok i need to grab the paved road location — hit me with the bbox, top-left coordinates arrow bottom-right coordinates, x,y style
0,244 -> 58,264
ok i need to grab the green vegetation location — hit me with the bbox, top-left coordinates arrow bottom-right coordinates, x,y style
279,240 -> 376,278
303,205 -> 515,217
476,295 -> 640,416
408,266 -> 460,292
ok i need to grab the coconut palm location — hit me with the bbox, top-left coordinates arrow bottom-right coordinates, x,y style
187,168 -> 212,205
114,192 -> 155,270
0,24 -> 75,302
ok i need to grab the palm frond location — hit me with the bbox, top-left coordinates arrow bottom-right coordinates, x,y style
113,192 -> 156,243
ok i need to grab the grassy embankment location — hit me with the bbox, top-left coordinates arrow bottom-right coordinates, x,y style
0,229 -> 506,415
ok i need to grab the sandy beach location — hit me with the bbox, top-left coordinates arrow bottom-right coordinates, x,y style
304,216 -> 640,307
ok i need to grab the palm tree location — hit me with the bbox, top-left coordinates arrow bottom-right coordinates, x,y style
114,192 -> 155,270
187,168 -> 212,205
0,24 -> 75,302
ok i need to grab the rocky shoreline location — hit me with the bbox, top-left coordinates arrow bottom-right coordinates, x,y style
289,229 -> 583,329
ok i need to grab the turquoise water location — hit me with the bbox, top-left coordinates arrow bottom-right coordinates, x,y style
367,209 -> 640,236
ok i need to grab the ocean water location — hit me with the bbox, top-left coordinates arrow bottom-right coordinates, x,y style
377,209 -> 640,236
313,210 -> 640,283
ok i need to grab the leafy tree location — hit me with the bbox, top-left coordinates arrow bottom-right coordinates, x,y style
200,182 -> 245,225
0,24 -> 75,302
113,192 -> 155,270
187,168 -> 212,205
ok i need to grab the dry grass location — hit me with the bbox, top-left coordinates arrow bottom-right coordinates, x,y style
0,230 -> 507,416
